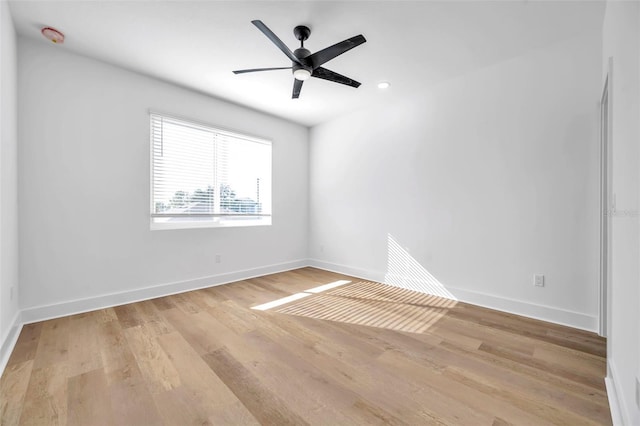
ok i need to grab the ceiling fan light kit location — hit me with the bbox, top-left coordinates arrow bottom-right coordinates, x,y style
293,69 -> 311,81
233,20 -> 366,99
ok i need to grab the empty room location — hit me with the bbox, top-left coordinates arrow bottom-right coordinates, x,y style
1,0 -> 639,424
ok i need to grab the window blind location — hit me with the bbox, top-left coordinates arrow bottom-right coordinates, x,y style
150,113 -> 272,226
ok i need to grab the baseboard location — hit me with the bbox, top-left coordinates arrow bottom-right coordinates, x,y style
308,259 -> 598,332
605,370 -> 623,426
0,310 -> 23,378
308,259 -> 386,283
21,259 -> 308,324
606,360 -> 630,426
448,286 -> 597,332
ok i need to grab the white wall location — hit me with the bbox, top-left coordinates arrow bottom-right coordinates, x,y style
310,30 -> 602,331
18,38 -> 309,318
602,1 -> 640,424
0,0 -> 20,365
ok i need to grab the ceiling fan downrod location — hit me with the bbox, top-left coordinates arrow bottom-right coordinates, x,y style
293,25 -> 311,48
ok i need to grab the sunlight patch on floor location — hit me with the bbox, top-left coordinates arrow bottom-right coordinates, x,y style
305,279 -> 352,294
251,280 -> 351,311
251,292 -> 312,311
253,277 -> 457,334
274,280 -> 452,333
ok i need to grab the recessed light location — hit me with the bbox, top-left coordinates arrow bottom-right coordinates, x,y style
377,81 -> 390,89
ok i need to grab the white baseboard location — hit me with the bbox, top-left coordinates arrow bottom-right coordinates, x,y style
606,360 -> 630,426
605,371 -> 623,426
308,259 -> 598,332
20,259 -> 308,325
0,310 -> 23,378
448,286 -> 597,332
308,259 -> 386,283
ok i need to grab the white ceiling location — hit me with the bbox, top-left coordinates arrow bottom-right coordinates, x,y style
9,0 -> 605,127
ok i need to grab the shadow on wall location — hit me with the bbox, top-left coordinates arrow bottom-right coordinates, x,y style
384,234 -> 457,300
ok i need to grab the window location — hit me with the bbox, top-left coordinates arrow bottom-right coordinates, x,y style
150,113 -> 272,229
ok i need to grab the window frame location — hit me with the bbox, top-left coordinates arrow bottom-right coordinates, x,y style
149,111 -> 272,230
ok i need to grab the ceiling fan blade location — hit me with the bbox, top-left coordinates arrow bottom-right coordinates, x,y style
233,67 -> 292,74
292,79 -> 303,99
307,35 -> 366,69
312,67 -> 361,88
252,20 -> 301,65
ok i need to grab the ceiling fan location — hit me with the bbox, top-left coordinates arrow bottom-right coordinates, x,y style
233,20 -> 366,99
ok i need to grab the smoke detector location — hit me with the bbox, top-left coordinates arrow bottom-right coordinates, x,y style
41,27 -> 64,44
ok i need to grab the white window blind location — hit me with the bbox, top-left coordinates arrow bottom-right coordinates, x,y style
150,113 -> 272,228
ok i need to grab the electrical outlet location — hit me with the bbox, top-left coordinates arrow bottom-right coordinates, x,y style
533,274 -> 545,287
215,254 -> 221,264
320,245 -> 324,253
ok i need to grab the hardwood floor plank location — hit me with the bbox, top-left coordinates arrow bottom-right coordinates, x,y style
1,267 -> 611,425
200,305 -> 387,424
444,366 -> 607,425
32,318 -> 70,369
122,324 -> 181,394
350,399 -> 410,425
436,340 -> 609,402
171,292 -> 201,314
150,295 -> 176,311
67,369 -> 113,426
206,300 -> 257,334
376,349 -> 553,425
433,315 -> 537,356
67,313 -> 103,377
532,345 -> 606,376
108,366 -> 163,426
113,304 -> 143,329
0,360 -> 34,425
95,319 -> 163,424
161,308 -> 226,356
18,361 -> 67,425
449,306 -> 605,357
6,323 -> 42,367
202,346 -> 309,425
134,300 -> 175,336
97,319 -> 136,376
92,308 -> 118,325
185,287 -> 225,310
479,342 -> 606,391
155,331 -> 258,425
233,329 -> 395,424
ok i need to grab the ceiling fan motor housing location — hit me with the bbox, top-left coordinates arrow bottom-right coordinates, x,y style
293,48 -> 313,74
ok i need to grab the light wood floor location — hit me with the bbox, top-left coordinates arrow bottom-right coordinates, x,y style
1,267 -> 610,425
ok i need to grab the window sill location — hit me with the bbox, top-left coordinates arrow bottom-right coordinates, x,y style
150,216 -> 272,231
